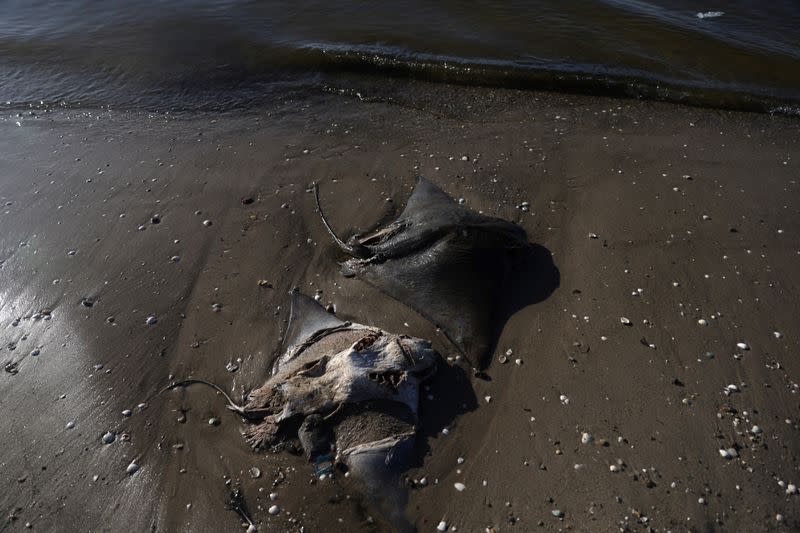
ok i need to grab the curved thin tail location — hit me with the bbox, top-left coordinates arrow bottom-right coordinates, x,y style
314,182 -> 370,258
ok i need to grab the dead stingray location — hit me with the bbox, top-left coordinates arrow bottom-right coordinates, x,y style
167,292 -> 438,531
316,176 -> 554,370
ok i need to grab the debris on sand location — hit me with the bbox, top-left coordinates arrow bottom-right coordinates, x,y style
718,448 -> 738,460
227,485 -> 256,529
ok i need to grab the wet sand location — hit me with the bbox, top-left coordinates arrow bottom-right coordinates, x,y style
1,85 -> 799,532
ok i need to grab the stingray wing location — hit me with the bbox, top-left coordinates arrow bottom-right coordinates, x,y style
282,291 -> 346,354
398,176 -> 462,223
345,230 -> 509,368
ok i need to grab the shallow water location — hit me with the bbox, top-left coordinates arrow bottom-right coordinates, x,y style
1,0 -> 799,111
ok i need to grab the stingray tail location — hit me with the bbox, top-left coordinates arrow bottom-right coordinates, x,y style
161,378 -> 246,415
314,182 -> 370,258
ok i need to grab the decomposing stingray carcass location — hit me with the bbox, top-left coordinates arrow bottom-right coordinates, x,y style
316,176 -> 547,370
237,291 -> 438,457
167,292 -> 437,531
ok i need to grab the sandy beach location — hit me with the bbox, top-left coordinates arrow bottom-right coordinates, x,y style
1,83 -> 799,532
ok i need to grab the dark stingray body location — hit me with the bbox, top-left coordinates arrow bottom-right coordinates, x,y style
318,176 -> 551,370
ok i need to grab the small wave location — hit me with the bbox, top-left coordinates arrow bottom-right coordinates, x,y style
696,11 -> 725,20
1,1 -> 799,114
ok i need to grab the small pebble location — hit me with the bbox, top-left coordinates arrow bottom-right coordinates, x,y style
30,349 -> 40,356
170,255 -> 180,262
101,431 -> 116,444
786,484 -> 797,495
122,409 -> 132,417
620,317 -> 631,326
736,342 -> 750,351
773,331 -> 783,339
246,525 -> 256,533
454,482 -> 465,491
269,492 -> 278,501
66,421 -> 75,429
697,319 -> 707,326
202,219 -> 213,227
268,505 -> 280,515
145,316 -> 157,325
437,520 -> 448,532
126,462 -> 139,475
751,425 -> 762,434
249,467 -> 261,479
581,432 -> 594,445
208,417 -> 220,426
719,448 -> 738,459
552,510 -> 564,518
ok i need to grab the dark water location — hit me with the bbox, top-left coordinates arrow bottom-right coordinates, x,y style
2,0 -> 799,112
